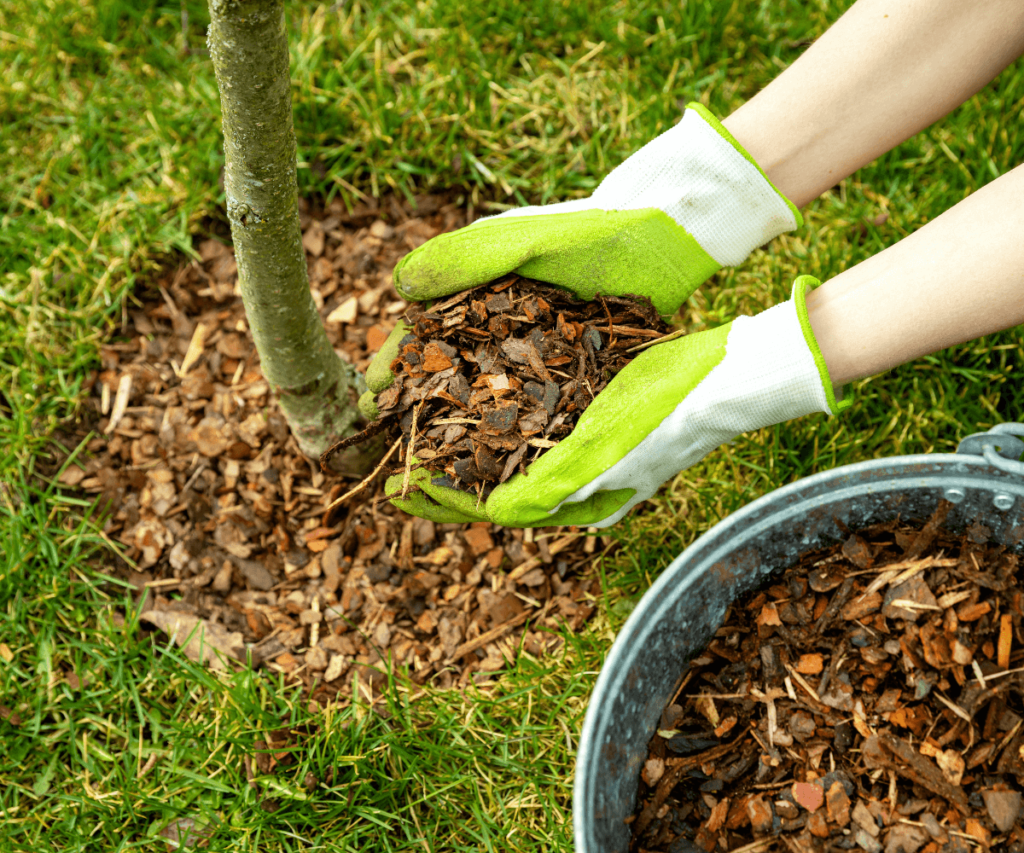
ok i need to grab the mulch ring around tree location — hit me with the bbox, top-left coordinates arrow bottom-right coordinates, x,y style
630,501 -> 1024,853
53,194 -> 618,707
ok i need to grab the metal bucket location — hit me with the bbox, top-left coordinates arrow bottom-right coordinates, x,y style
574,424 -> 1024,853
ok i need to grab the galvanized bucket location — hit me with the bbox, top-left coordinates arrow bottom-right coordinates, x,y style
574,424 -> 1024,853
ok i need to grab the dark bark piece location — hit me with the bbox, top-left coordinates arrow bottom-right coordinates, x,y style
882,575 -> 938,621
524,339 -> 552,382
501,338 -> 534,365
542,380 -> 560,416
842,534 -> 873,568
904,499 -> 953,560
760,643 -> 783,682
528,327 -> 546,352
488,315 -> 511,337
485,292 -> 512,313
473,432 -> 522,452
475,344 -> 502,375
878,733 -> 970,811
443,424 -> 467,444
517,409 -> 549,436
453,456 -> 480,484
401,341 -> 423,365
449,372 -> 470,404
815,577 -> 855,632
473,444 -> 503,481
665,734 -> 720,755
470,299 -> 488,322
523,381 -> 545,403
499,443 -> 529,484
809,562 -> 846,592
480,403 -> 518,435
982,789 -> 1021,832
442,305 -> 467,328
377,384 -> 400,409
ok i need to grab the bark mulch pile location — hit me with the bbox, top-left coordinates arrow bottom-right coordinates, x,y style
56,195 -> 611,706
333,278 -> 669,496
630,502 -> 1024,853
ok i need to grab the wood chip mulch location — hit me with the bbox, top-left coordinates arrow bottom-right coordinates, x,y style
56,194 -> 612,706
334,278 -> 669,495
630,502 -> 1024,853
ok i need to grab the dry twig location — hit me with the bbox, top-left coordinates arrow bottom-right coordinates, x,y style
325,435 -> 403,511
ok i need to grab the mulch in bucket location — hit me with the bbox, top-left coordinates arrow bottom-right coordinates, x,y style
630,500 -> 1024,853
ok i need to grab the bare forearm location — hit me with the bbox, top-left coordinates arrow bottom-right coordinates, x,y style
723,0 -> 1024,207
805,164 -> 1024,387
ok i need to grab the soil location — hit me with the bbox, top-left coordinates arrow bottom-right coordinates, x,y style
337,277 -> 670,495
54,194 -> 614,706
629,502 -> 1024,853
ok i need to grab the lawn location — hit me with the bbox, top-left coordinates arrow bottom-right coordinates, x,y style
2,0 -> 1023,849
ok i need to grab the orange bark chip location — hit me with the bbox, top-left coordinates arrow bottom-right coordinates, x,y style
998,612 -> 1013,669
422,342 -> 454,372
706,798 -> 730,833
796,653 -> 825,675
792,781 -> 824,813
756,602 -> 782,627
366,324 -> 390,351
957,601 -> 991,622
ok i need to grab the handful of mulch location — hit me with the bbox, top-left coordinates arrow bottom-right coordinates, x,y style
326,276 -> 672,497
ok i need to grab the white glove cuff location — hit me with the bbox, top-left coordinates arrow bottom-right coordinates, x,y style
706,291 -> 832,432
591,104 -> 800,266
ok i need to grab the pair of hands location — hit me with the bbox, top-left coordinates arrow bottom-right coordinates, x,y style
361,104 -> 844,528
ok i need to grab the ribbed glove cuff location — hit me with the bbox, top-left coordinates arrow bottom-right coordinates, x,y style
584,102 -> 802,266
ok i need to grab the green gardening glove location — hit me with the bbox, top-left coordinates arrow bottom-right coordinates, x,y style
395,103 -> 800,316
358,102 -> 800,421
386,277 -> 849,528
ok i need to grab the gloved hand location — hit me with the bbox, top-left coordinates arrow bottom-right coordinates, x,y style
358,102 -> 800,420
385,276 -> 849,528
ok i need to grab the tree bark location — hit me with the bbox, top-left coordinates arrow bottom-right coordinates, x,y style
206,0 -> 370,469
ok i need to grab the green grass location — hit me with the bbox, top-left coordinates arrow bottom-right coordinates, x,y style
0,486 -> 601,851
3,0 -> 1024,848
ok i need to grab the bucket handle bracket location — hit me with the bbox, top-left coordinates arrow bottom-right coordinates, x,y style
956,423 -> 1024,476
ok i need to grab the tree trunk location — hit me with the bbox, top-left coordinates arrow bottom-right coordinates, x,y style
206,0 -> 370,470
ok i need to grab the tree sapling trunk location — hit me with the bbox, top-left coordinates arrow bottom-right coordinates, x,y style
206,0 -> 372,470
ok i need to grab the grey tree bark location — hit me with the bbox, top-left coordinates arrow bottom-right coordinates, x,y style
206,0 -> 372,470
